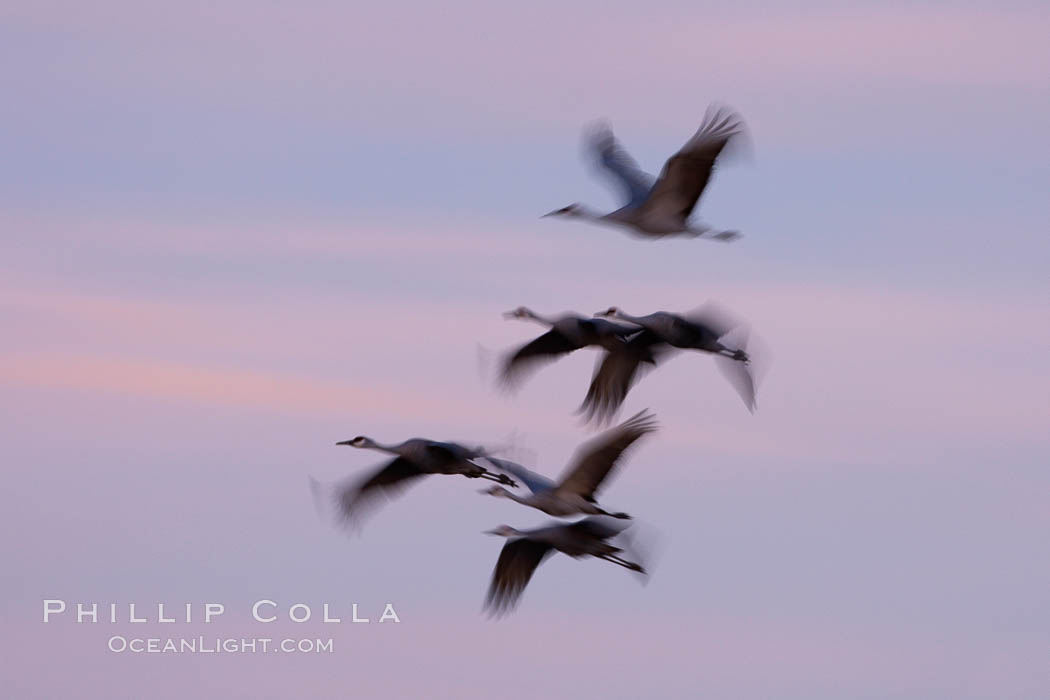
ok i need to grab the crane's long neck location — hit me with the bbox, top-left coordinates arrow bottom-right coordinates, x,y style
489,487 -> 534,507
504,490 -> 536,507
615,310 -> 648,327
361,439 -> 403,455
576,204 -> 605,223
522,310 -> 557,326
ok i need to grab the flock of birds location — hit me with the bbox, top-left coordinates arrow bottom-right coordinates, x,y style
312,104 -> 767,616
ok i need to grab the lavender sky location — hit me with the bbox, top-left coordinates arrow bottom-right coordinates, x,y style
2,1 -> 1048,698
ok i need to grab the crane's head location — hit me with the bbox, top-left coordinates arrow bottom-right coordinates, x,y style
483,525 -> 520,538
336,436 -> 372,448
502,306 -> 533,320
542,203 -> 582,218
595,306 -> 621,318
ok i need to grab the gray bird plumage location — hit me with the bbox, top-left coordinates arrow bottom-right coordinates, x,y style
483,516 -> 644,616
498,307 -> 640,389
580,303 -> 762,422
312,436 -> 516,531
544,104 -> 748,241
481,410 -> 657,518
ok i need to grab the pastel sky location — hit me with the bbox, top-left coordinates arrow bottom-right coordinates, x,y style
2,1 -> 1048,698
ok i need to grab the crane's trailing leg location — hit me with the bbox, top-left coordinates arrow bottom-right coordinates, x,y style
685,224 -> 741,242
710,230 -> 741,242
475,471 -> 518,487
599,553 -> 645,573
716,347 -> 749,363
597,508 -> 632,519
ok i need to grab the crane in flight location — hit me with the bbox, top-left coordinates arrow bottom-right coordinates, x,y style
479,410 -> 657,519
311,435 -> 515,531
544,104 -> 748,241
580,303 -> 761,423
483,516 -> 645,616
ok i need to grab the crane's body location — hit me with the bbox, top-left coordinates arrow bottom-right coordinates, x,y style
598,309 -> 748,361
600,205 -> 727,237
508,308 -> 634,351
483,478 -> 615,518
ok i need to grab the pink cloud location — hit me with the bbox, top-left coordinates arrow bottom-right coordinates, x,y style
0,351 -> 472,421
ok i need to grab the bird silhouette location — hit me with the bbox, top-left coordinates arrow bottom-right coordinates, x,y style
311,436 -> 515,531
480,410 -> 657,518
483,516 -> 644,616
579,303 -> 761,423
544,104 -> 748,240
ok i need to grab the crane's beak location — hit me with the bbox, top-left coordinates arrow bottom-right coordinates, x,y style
541,208 -> 561,218
335,440 -> 354,446
482,528 -> 503,536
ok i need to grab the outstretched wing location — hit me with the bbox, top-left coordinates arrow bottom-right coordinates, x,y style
641,105 -> 746,220
484,538 -> 554,616
316,457 -> 427,531
715,353 -> 758,413
577,331 -> 673,425
555,410 -> 658,499
483,457 -> 556,494
714,322 -> 771,414
499,329 -> 581,389
586,121 -> 655,208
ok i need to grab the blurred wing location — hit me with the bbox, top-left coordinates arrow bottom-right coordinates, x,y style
588,317 -> 644,339
577,332 -> 673,426
499,329 -> 580,389
556,410 -> 657,498
576,350 -> 639,426
586,121 -> 655,207
642,105 -> 746,220
483,457 -> 556,494
615,518 -> 665,584
714,325 -> 772,413
714,353 -> 758,413
484,539 -> 554,616
320,457 -> 427,531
